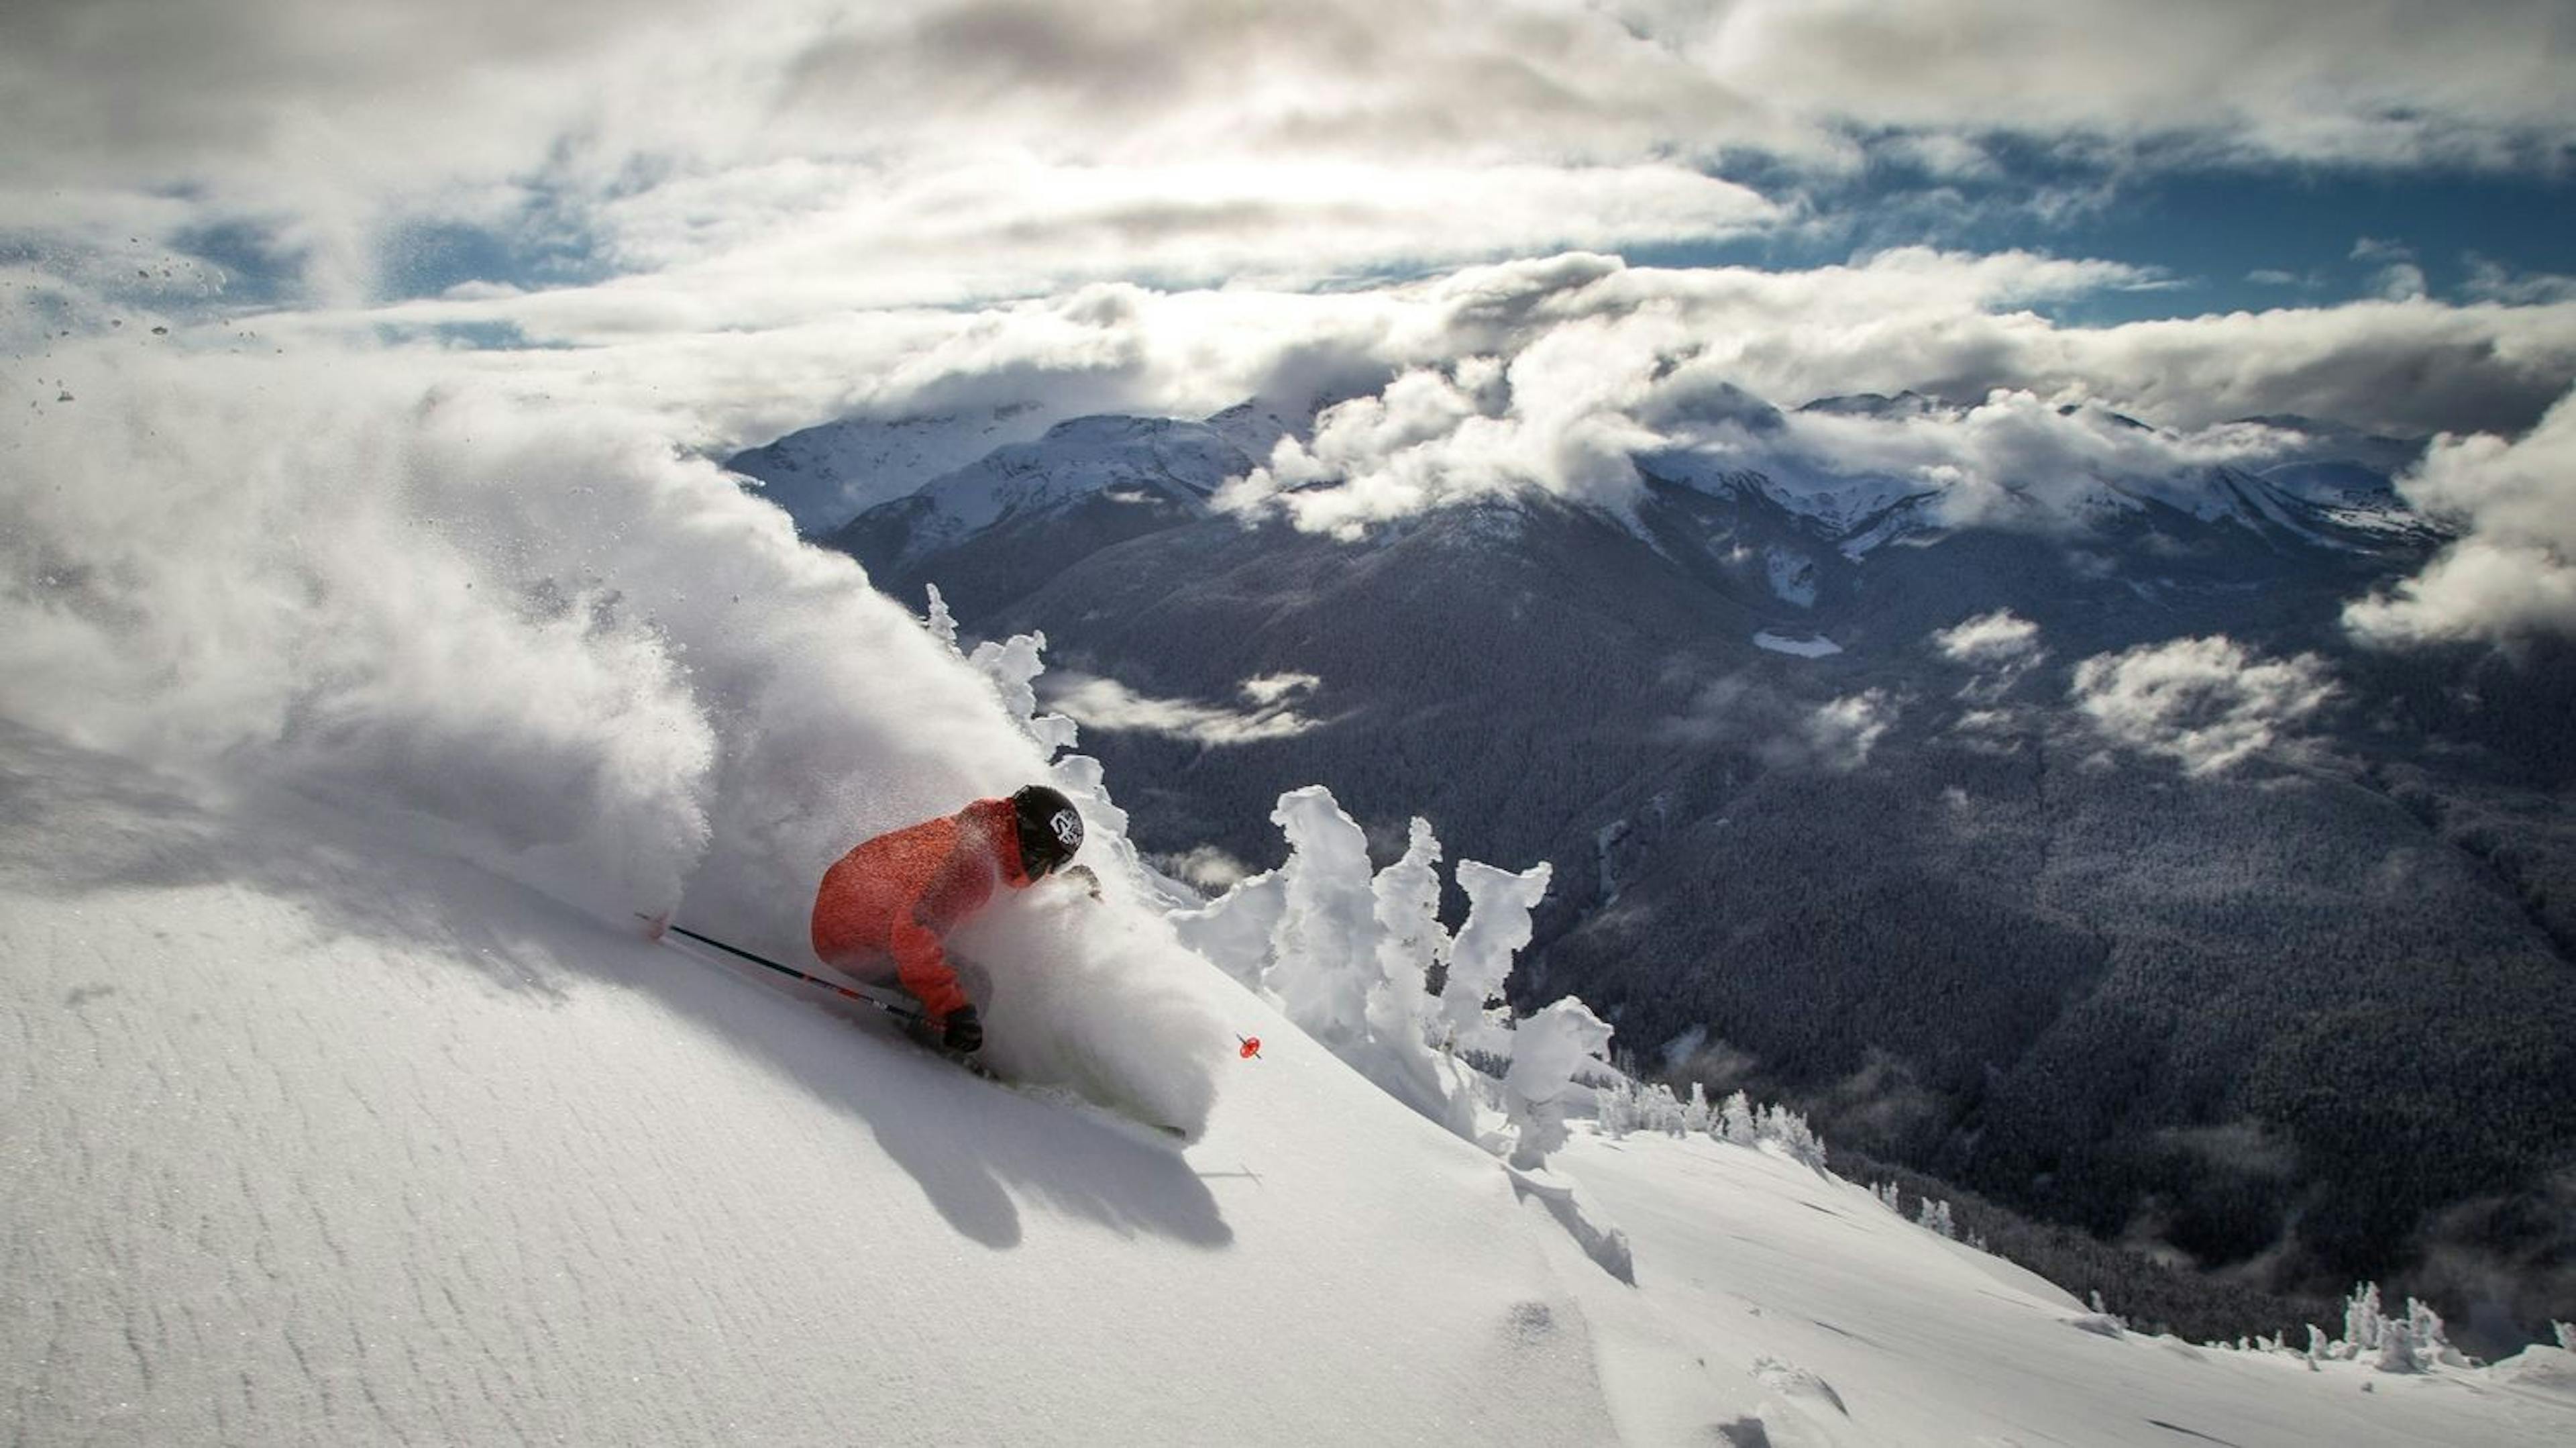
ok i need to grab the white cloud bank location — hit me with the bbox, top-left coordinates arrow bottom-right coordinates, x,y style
2346,391 -> 2576,647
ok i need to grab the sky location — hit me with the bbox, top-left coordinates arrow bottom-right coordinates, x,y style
6,0 -> 2576,643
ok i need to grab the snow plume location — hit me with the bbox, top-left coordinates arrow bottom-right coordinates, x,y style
0,340 -> 1225,1131
0,348 -> 765,916
2070,635 -> 2339,775
916,624 -> 1234,1134
1170,787 -> 1568,1144
2345,389 -> 2576,646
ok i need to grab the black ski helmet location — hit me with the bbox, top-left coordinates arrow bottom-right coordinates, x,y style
1010,784 -> 1083,878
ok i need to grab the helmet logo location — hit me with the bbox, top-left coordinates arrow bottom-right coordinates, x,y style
1049,809 -> 1083,853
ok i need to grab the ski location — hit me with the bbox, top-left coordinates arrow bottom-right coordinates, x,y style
639,914 -> 1189,1141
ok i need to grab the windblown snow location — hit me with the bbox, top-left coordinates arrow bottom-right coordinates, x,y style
5,341 -> 2571,1445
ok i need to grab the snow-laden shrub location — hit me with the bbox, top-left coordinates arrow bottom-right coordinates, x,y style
921,583 -> 960,653
1505,998 -> 1615,1170
2324,1282 -> 2461,1372
1170,784 -> 1566,1146
1718,1090 -> 1757,1145
965,629 -> 1079,757
1443,858 -> 1553,1054
1758,1102 -> 1829,1169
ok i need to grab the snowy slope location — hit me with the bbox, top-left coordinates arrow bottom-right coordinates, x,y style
10,723 -> 2575,1446
1549,1133 -> 2576,1446
1,725 -> 1615,1445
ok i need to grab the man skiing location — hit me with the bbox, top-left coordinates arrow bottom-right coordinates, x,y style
809,784 -> 1085,1055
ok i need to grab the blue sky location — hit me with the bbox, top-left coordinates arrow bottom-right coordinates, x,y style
1631,144 -> 2576,325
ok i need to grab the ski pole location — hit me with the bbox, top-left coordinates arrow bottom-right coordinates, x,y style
638,915 -> 925,1023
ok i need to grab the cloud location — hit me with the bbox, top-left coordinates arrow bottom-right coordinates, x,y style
2070,636 -> 2338,774
1931,609 -> 2043,665
29,242 -> 2569,550
1620,1 -> 2576,170
1805,690 -> 1898,772
2462,256 -> 2576,307
2352,236 -> 2428,303
1153,845 -> 1254,892
1197,250 -> 2576,539
1239,672 -> 1324,707
1046,672 -> 1320,746
1662,674 -> 1896,773
1931,609 -> 2047,705
9,0 -> 2572,321
2345,388 -> 2576,645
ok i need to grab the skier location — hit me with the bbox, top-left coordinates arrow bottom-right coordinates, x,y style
808,784 -> 1086,1055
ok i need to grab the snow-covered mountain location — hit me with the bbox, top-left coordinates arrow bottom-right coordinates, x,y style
828,413 -> 1260,616
725,403 -> 1063,535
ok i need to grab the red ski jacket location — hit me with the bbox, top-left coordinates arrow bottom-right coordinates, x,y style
809,797 -> 1032,1023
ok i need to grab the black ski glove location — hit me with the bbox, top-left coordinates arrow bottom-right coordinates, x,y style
942,1004 -> 983,1054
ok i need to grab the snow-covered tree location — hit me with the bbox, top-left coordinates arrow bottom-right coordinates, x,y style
1717,1090 -> 1758,1145
1680,1081 -> 1712,1134
1595,1078 -> 1640,1137
2326,1282 -> 2459,1372
1169,786 -> 1557,1145
1915,1197 -> 1956,1239
1505,997 -> 1614,1170
1265,786 -> 1380,1049
1758,1102 -> 1829,1169
965,629 -> 1079,757
2343,1282 -> 2387,1359
920,583 -> 959,652
1442,858 -> 1552,1053
2557,1321 -> 2575,1352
